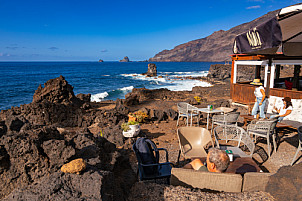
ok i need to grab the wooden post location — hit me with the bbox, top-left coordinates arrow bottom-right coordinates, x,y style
292,65 -> 301,90
255,65 -> 261,79
230,56 -> 235,100
265,58 -> 272,97
275,64 -> 281,80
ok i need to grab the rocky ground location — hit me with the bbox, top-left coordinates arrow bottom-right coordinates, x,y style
0,72 -> 301,200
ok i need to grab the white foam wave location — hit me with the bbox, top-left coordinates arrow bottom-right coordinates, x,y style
91,92 -> 109,102
119,86 -> 134,91
169,71 -> 209,78
155,79 -> 212,91
120,73 -> 168,83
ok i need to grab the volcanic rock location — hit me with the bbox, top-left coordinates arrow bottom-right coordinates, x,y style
115,98 -> 129,115
61,158 -> 86,174
207,64 -> 231,81
124,94 -> 139,106
3,170 -> 115,201
0,125 -> 135,200
0,145 -> 10,174
119,56 -> 130,62
43,139 -> 76,168
265,163 -> 302,200
145,63 -> 157,77
32,75 -> 80,105
76,93 -> 91,103
0,121 -> 7,137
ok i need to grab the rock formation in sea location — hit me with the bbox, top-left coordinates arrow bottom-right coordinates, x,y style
119,56 -> 130,62
148,10 -> 279,62
99,59 -> 104,62
144,63 -> 157,77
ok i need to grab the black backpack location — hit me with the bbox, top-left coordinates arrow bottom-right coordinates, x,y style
133,137 -> 159,175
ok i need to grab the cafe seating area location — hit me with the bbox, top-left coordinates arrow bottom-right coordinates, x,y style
132,100 -> 301,193
169,101 -> 301,192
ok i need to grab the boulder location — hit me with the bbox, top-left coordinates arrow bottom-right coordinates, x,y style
32,75 -> 79,105
61,158 -> 86,174
76,93 -> 91,103
266,163 -> 302,200
3,170 -> 115,201
43,139 -> 76,168
115,98 -> 129,114
124,94 -> 139,106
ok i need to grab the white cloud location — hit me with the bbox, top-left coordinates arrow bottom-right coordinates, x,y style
246,5 -> 261,9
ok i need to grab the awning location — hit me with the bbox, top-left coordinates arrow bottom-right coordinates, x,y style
233,4 -> 302,56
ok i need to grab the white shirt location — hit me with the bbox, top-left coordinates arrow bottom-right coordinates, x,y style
279,106 -> 293,116
254,86 -> 265,98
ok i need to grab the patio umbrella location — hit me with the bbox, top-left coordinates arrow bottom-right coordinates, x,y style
233,4 -> 302,56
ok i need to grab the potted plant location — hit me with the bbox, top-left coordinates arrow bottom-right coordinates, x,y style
121,120 -> 140,137
129,111 -> 149,123
194,96 -> 202,105
128,113 -> 137,122
128,120 -> 140,131
121,122 -> 130,132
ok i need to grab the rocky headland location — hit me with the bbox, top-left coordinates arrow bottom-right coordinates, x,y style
149,10 -> 279,62
0,66 -> 301,200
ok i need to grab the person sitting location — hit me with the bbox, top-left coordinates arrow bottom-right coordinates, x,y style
183,148 -> 230,173
270,97 -> 293,122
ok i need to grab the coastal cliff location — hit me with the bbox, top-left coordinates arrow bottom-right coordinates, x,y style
149,10 -> 279,62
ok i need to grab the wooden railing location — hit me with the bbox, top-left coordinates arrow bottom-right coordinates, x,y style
231,83 -> 302,104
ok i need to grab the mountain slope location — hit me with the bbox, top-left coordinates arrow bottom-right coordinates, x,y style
149,10 -> 279,62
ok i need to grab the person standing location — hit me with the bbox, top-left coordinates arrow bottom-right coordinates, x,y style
250,79 -> 266,119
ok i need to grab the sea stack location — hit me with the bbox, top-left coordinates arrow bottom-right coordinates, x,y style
98,59 -> 104,62
119,56 -> 130,62
145,63 -> 157,77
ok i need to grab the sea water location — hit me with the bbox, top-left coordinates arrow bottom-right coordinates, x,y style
0,62 -> 221,111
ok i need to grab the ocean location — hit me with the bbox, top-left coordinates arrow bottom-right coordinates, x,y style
0,62 -> 220,111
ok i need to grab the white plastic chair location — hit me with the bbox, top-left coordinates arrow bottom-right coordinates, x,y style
177,102 -> 199,127
247,119 -> 278,157
214,125 -> 255,158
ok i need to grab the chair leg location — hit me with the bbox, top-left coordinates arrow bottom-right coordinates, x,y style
177,115 -> 180,126
177,150 -> 181,166
272,134 -> 277,153
167,176 -> 171,185
267,137 -> 271,157
186,116 -> 189,127
291,144 -> 301,166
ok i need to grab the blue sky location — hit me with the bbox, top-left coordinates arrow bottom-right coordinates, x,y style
0,0 -> 301,61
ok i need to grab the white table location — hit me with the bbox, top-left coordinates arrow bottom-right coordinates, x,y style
198,108 -> 223,130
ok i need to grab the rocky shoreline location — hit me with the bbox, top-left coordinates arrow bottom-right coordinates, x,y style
0,68 -> 300,200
